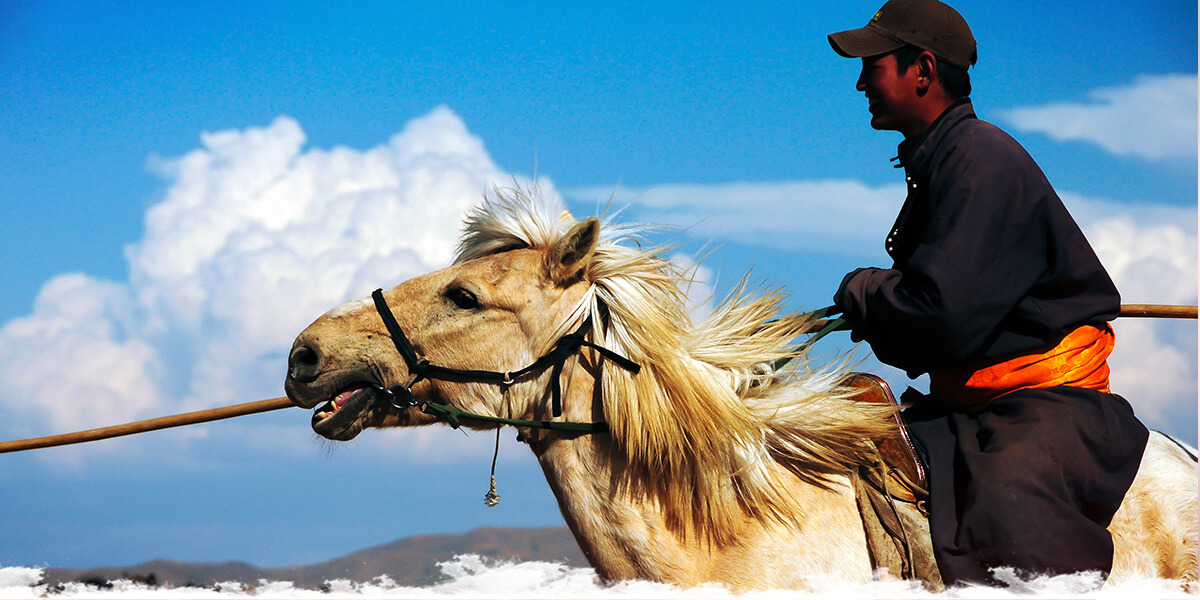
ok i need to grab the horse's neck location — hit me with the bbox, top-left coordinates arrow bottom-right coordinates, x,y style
533,435 -> 697,582
528,377 -> 875,588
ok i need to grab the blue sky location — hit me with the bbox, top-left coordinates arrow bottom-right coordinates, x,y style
0,0 -> 1195,571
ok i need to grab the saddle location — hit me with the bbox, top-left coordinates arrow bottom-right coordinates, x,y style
843,373 -> 927,496
842,373 -> 943,589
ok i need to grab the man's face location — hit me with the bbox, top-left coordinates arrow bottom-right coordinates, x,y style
856,53 -> 921,134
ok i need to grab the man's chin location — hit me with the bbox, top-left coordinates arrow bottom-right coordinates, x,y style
869,114 -> 900,133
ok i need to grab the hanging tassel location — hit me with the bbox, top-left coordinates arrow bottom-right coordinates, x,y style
484,428 -> 501,507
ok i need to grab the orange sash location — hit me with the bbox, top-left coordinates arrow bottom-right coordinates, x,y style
928,325 -> 1114,412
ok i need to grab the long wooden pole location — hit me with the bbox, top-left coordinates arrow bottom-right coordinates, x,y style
0,303 -> 1194,455
809,303 -> 1198,330
1117,304 -> 1198,319
0,397 -> 293,454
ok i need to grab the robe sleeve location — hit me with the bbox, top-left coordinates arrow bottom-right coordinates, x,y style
834,135 -> 1055,375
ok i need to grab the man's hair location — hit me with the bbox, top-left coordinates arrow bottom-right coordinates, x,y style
893,44 -> 971,100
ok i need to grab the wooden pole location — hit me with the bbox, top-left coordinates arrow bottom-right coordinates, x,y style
0,303 -> 1195,456
0,396 -> 294,454
809,303 -> 1198,330
1118,304 -> 1197,319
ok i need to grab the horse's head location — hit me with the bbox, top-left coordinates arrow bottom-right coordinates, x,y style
285,217 -> 602,441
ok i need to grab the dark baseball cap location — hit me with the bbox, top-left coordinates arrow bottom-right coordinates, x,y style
828,0 -> 977,69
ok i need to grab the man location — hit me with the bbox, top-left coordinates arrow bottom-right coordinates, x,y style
826,0 -> 1149,586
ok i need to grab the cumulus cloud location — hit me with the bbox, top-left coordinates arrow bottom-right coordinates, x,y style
0,107 -> 555,457
0,274 -> 163,435
1069,196 -> 1198,306
1064,194 -> 1198,429
998,74 -> 1198,160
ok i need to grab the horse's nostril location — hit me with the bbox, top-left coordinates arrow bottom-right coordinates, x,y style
288,345 -> 321,383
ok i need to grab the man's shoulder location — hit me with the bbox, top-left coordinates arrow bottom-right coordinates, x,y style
947,115 -> 1026,154
936,114 -> 1038,170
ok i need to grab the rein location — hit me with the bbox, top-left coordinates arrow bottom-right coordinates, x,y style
368,288 -> 640,434
770,305 -> 850,371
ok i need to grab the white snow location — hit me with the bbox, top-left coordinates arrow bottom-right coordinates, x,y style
2,556 -> 1194,599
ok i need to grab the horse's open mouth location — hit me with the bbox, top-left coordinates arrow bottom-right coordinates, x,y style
311,384 -> 377,440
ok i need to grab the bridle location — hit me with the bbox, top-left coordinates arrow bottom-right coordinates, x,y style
367,288 -> 640,434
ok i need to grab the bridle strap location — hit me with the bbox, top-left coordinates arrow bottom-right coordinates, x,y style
369,288 -> 639,430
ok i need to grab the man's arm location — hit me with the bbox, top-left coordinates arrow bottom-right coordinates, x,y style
834,138 -> 1054,374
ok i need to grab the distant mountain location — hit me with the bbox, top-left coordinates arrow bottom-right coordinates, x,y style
42,526 -> 590,589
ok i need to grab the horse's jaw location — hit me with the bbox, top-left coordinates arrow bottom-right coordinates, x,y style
289,379 -> 437,441
309,384 -> 378,441
284,344 -> 427,442
286,374 -> 383,441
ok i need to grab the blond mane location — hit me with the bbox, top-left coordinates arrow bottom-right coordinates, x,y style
456,187 -> 895,542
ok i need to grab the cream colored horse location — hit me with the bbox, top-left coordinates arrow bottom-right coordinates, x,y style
284,189 -> 1198,591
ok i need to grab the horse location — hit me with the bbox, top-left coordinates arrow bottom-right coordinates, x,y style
284,188 -> 1198,591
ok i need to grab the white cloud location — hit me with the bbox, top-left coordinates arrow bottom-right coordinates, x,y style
0,274 -> 163,435
0,107 -> 554,459
998,74 -> 1198,160
1066,195 -> 1198,430
570,180 -> 905,257
669,252 -> 716,323
1106,319 -> 1194,427
1078,210 -> 1197,307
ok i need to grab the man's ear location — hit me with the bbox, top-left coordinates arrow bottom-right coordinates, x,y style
546,218 -> 599,286
915,51 -> 938,95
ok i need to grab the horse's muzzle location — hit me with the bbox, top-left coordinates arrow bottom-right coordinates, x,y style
289,342 -> 323,381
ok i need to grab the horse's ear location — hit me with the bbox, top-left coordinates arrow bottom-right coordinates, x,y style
547,218 -> 599,286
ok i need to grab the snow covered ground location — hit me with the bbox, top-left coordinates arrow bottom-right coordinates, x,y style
1,555 -> 1194,599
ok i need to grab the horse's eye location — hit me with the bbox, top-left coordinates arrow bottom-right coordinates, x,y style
446,287 -> 479,310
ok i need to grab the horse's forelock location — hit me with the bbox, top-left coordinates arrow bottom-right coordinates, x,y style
455,187 -> 573,264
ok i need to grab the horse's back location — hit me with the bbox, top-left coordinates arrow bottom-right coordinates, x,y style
1108,430 -> 1198,583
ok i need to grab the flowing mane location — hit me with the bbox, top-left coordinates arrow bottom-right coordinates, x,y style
456,187 -> 896,542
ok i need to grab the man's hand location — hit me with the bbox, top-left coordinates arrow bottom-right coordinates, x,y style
833,267 -> 883,343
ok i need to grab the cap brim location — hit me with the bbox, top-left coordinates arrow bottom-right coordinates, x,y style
828,26 -> 906,59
